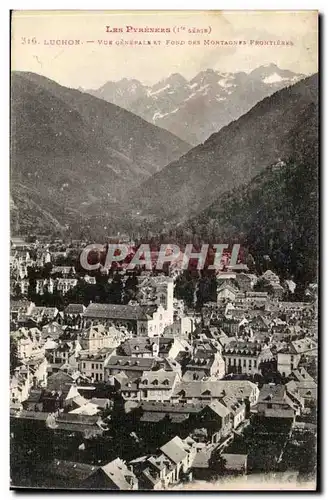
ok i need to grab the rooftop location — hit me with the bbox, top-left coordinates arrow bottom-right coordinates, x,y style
84,303 -> 157,321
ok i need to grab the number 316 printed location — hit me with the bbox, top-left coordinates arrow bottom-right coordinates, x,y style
21,37 -> 38,45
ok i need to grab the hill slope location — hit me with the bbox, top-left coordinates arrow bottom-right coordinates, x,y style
11,71 -> 190,235
188,155 -> 318,284
130,74 -> 318,222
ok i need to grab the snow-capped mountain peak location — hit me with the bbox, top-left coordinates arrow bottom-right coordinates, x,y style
84,65 -> 306,145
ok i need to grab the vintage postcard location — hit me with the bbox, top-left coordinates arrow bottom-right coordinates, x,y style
10,10 -> 318,491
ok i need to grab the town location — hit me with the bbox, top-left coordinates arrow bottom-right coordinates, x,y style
10,235 -> 317,490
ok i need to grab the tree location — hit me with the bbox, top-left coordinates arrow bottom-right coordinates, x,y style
175,271 -> 197,309
254,277 -> 274,296
109,274 -> 124,304
124,274 -> 138,303
208,450 -> 227,480
12,283 -> 22,299
10,335 -> 19,376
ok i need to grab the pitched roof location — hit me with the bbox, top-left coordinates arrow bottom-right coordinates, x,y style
140,401 -> 205,414
291,367 -> 315,383
223,341 -> 262,356
119,338 -> 155,356
101,458 -> 137,490
47,371 -> 74,395
65,304 -> 86,314
160,436 -> 188,464
222,453 -> 247,470
263,408 -> 295,419
208,400 -> 230,418
291,338 -> 317,354
43,459 -> 98,485
84,303 -> 157,320
258,384 -> 286,404
277,343 -> 299,355
139,369 -> 177,388
105,355 -> 156,371
217,283 -> 238,294
173,380 -> 258,401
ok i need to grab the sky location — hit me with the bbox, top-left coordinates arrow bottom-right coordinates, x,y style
11,10 -> 318,89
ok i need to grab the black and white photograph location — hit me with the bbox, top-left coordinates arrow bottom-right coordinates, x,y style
9,9 -> 319,491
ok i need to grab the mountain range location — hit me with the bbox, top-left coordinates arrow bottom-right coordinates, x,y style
11,71 -> 190,235
11,70 -> 318,256
84,64 -> 305,145
130,74 -> 318,224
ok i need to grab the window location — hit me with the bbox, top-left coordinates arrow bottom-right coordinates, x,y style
91,363 -> 94,369
254,360 -> 257,368
249,360 -> 252,368
95,364 -> 98,369
99,373 -> 103,381
91,372 -> 94,378
83,362 -> 86,369
228,358 -> 231,366
267,403 -> 272,409
243,359 -> 246,367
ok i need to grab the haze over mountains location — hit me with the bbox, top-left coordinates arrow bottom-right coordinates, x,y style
131,74 -> 318,223
84,64 -> 305,145
11,71 -> 190,235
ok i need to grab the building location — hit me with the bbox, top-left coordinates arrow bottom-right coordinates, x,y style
57,278 -> 78,295
13,327 -> 44,360
255,384 -> 299,420
184,349 -> 225,381
223,341 -> 266,375
262,270 -> 280,285
25,458 -> 138,490
137,401 -> 232,443
217,284 -> 238,304
277,344 -> 301,377
121,369 -> 180,402
83,303 -> 167,337
64,303 -> 86,318
235,273 -> 258,292
163,317 -> 194,339
171,380 -> 259,408
287,368 -> 317,407
135,436 -> 199,490
245,292 -> 269,307
79,349 -> 113,382
136,275 -> 174,328
104,355 -> 158,380
36,278 -> 55,295
80,324 -> 126,352
51,266 -> 76,277
138,369 -> 180,402
19,279 -> 29,296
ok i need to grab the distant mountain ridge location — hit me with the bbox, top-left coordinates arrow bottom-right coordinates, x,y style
129,74 -> 318,223
11,71 -> 190,235
84,64 -> 305,144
